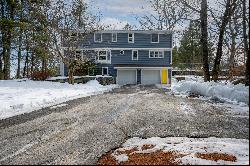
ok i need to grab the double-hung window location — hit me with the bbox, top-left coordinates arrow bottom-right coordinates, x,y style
94,33 -> 102,42
151,34 -> 159,43
128,33 -> 134,43
149,51 -> 164,58
132,50 -> 138,60
98,51 -> 107,61
112,33 -> 117,42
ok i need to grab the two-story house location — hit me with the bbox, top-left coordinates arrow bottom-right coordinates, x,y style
60,30 -> 173,85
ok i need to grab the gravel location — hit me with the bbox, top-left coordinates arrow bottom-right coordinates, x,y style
0,85 -> 248,165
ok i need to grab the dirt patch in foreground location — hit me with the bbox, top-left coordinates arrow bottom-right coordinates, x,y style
97,145 -> 237,165
195,152 -> 237,162
98,150 -> 181,165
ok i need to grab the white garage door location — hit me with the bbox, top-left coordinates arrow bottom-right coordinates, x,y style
141,70 -> 161,85
117,70 -> 136,85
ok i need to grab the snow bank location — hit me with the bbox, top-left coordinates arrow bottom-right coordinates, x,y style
120,137 -> 249,165
47,75 -> 112,81
171,76 -> 249,105
0,79 -> 119,119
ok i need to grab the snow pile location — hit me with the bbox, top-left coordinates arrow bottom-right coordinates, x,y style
171,76 -> 249,105
119,137 -> 249,165
47,75 -> 112,81
0,79 -> 119,119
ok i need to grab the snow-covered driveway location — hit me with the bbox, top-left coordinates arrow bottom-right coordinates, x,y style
0,85 -> 248,165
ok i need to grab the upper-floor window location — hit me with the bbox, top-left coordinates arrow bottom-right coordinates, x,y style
75,50 -> 82,60
132,50 -> 138,60
128,33 -> 134,43
151,34 -> 159,43
94,33 -> 102,42
112,33 -> 117,42
149,50 -> 164,58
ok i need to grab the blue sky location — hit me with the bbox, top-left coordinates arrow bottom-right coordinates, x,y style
87,0 -> 153,29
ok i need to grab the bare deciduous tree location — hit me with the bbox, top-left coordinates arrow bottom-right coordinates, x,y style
212,0 -> 238,81
46,0 -> 99,84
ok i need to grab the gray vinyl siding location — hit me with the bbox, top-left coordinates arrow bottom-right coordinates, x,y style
111,50 -> 171,66
63,33 -> 172,49
96,63 -> 117,77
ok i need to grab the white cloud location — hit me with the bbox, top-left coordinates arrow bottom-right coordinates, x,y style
100,17 -> 129,30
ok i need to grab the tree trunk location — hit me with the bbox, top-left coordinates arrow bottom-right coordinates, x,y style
243,0 -> 249,86
0,53 -> 3,80
0,0 -> 5,79
23,51 -> 29,78
68,68 -> 74,85
16,0 -> 23,79
30,52 -> 34,74
228,20 -> 237,80
212,0 -> 237,81
3,1 -> 15,80
3,28 -> 11,80
42,57 -> 47,72
17,43 -> 22,79
200,0 -> 210,81
246,31 -> 250,86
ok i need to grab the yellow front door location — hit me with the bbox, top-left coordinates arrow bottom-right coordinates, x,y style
161,68 -> 168,84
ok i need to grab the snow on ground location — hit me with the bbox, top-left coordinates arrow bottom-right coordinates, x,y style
171,75 -> 249,105
113,137 -> 249,165
47,75 -> 112,81
0,79 -> 119,119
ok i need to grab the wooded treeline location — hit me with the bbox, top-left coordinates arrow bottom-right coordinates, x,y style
138,0 -> 249,85
0,0 -> 99,83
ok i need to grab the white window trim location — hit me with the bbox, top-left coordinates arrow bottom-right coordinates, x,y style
128,33 -> 134,43
94,33 -> 102,42
151,34 -> 159,43
148,50 -> 164,58
132,50 -> 138,60
98,50 -> 107,61
112,33 -> 117,42
102,67 -> 109,76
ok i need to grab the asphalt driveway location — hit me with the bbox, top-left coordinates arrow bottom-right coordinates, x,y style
0,85 -> 248,165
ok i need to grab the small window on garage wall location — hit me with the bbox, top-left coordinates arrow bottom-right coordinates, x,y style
102,67 -> 108,75
132,50 -> 138,60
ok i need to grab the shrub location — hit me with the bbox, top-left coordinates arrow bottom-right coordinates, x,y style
30,71 -> 51,81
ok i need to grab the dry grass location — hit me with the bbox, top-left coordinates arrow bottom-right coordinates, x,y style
98,150 -> 182,165
195,152 -> 237,162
